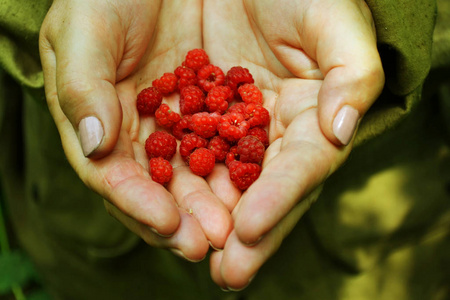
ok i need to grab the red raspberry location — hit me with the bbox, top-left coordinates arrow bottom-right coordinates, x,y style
172,114 -> 193,140
227,102 -> 246,115
179,133 -> 208,161
247,127 -> 269,148
226,66 -> 254,96
238,83 -> 263,105
174,66 -> 197,90
229,161 -> 262,190
205,85 -> 233,114
183,49 -> 210,72
149,157 -> 173,185
218,112 -> 250,142
136,87 -> 162,115
145,131 -> 177,161
155,103 -> 181,128
189,148 -> 216,177
245,103 -> 270,128
197,64 -> 225,92
208,136 -> 231,162
190,112 -> 219,138
225,146 -> 238,168
180,85 -> 205,115
236,135 -> 265,164
152,73 -> 178,94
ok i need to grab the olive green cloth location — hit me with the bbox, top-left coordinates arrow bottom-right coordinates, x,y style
0,0 -> 449,299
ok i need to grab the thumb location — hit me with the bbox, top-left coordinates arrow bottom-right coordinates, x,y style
42,3 -> 125,158
56,31 -> 122,158
313,1 -> 385,146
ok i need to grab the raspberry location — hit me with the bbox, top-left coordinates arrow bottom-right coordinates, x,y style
155,103 -> 181,128
145,131 -> 177,161
190,112 -> 219,138
197,64 -> 225,92
152,73 -> 178,94
172,114 -> 193,140
226,66 -> 254,96
149,157 -> 173,185
229,161 -> 262,190
205,85 -> 233,114
218,112 -> 250,142
208,136 -> 231,162
225,146 -> 238,167
183,49 -> 210,72
174,66 -> 197,90
238,83 -> 263,105
227,102 -> 246,115
236,135 -> 265,164
247,127 -> 269,148
136,87 -> 162,115
245,103 -> 270,128
179,133 -> 208,161
180,85 -> 205,115
189,148 -> 216,177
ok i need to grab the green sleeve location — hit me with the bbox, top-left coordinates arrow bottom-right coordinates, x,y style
355,0 -> 437,145
0,0 -> 52,88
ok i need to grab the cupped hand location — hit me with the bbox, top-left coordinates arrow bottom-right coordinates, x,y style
39,0 -> 237,261
203,0 -> 385,289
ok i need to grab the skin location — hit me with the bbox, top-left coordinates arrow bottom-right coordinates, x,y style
39,0 -> 384,291
203,0 -> 384,290
39,0 -> 237,262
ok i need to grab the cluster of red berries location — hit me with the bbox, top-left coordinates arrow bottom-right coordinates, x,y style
136,49 -> 270,190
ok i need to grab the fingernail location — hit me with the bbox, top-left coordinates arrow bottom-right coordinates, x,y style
79,116 -> 104,156
243,235 -> 264,247
149,227 -> 173,238
209,241 -> 223,251
169,248 -> 204,263
227,273 -> 257,292
332,105 -> 360,146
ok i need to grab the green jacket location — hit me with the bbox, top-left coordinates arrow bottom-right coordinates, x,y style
1,1 -> 449,299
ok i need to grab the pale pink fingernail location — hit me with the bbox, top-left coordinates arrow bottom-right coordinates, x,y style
79,116 -> 104,156
332,105 -> 360,146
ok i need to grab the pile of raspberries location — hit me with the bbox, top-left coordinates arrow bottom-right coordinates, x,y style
136,49 -> 269,190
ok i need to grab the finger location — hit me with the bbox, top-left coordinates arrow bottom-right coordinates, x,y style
206,164 -> 242,213
308,1 -> 385,145
105,201 -> 209,262
211,188 -> 321,290
234,107 -> 349,244
95,133 -> 182,236
168,163 -> 234,250
42,88 -> 181,237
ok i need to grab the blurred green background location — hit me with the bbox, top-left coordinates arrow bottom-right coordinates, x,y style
0,184 -> 51,300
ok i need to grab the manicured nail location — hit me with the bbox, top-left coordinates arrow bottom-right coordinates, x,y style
79,116 -> 104,156
332,105 -> 359,146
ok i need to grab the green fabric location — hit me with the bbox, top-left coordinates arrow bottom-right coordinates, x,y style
1,0 -> 449,299
356,0 -> 437,145
0,0 -> 50,88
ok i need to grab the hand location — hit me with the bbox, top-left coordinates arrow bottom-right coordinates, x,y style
39,0 -> 236,261
203,0 -> 384,289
